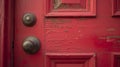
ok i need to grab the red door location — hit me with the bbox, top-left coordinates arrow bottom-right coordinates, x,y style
14,0 -> 120,67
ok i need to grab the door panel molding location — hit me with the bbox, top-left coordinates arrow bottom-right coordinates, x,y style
111,53 -> 120,67
46,53 -> 96,67
45,0 -> 96,17
112,0 -> 120,16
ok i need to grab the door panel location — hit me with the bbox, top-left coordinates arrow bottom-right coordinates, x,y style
14,0 -> 120,67
46,0 -> 96,17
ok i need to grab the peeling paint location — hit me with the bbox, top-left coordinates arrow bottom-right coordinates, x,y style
64,30 -> 69,32
117,40 -> 120,43
99,36 -> 120,39
106,36 -> 120,39
45,18 -> 71,23
54,0 -> 61,9
107,28 -> 116,32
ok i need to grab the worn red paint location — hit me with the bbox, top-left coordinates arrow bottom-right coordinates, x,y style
1,0 -> 120,67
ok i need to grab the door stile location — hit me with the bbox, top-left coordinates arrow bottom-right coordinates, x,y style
0,0 -> 15,67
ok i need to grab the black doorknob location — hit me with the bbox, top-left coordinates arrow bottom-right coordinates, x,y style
22,13 -> 36,27
22,36 -> 41,54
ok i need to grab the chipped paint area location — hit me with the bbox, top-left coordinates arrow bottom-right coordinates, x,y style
45,17 -> 120,52
99,36 -> 120,41
53,0 -> 86,9
45,18 -> 71,23
107,28 -> 117,32
96,35 -> 120,50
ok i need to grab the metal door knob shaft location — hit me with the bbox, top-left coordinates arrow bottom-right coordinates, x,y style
22,36 -> 40,54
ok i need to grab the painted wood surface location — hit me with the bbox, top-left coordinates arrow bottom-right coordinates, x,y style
2,0 -> 120,67
0,0 -> 4,67
0,0 -> 13,67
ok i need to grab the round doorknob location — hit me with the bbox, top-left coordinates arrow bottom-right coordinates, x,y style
22,36 -> 41,54
22,13 -> 36,27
